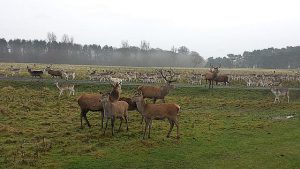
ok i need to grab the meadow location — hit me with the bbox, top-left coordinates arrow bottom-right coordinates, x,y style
0,63 -> 299,169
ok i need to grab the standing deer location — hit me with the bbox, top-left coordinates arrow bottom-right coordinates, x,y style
100,93 -> 129,136
132,91 -> 180,139
137,68 -> 177,103
215,74 -> 229,86
270,85 -> 290,103
55,82 -> 75,97
45,66 -> 63,78
27,66 -> 43,78
204,64 -> 220,88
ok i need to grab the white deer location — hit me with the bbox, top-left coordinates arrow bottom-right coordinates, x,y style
55,82 -> 75,97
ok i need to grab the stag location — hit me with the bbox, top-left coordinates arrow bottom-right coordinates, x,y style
204,64 -> 220,88
137,68 -> 177,103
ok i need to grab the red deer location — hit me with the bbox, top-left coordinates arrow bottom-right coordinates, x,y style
204,64 -> 220,88
132,91 -> 180,139
77,93 -> 104,128
100,93 -> 129,136
215,74 -> 229,86
137,68 -> 177,103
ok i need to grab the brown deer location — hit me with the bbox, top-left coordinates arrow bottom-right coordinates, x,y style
100,93 -> 129,136
137,68 -> 177,103
132,91 -> 180,139
204,64 -> 220,88
45,65 -> 63,78
215,74 -> 229,86
27,66 -> 43,78
77,92 -> 104,128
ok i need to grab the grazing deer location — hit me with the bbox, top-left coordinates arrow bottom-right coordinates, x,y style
138,68 -> 177,103
270,85 -> 289,103
204,64 -> 220,88
27,66 -> 43,78
132,91 -> 180,139
55,82 -> 75,97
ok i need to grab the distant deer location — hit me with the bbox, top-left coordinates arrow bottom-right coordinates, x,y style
215,74 -> 229,86
137,68 -> 177,103
55,82 -> 75,97
204,64 -> 220,88
62,70 -> 76,80
270,85 -> 289,103
9,65 -> 20,76
27,66 -> 43,78
45,65 -> 63,78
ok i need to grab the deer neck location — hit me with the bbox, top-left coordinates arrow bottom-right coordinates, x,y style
135,98 -> 146,115
161,84 -> 171,96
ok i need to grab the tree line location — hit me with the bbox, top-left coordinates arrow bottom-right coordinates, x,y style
0,33 -> 204,67
0,33 -> 299,68
206,46 -> 300,69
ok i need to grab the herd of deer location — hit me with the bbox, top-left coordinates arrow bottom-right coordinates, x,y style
78,68 -> 180,139
2,64 -> 292,104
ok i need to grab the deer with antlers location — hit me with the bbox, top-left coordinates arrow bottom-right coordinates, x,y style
137,68 -> 177,103
204,64 -> 220,89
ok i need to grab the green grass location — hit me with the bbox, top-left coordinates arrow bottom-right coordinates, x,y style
0,80 -> 299,169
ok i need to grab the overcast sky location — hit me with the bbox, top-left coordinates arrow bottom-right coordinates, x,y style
0,0 -> 300,58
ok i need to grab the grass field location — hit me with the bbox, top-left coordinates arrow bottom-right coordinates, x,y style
0,78 -> 299,169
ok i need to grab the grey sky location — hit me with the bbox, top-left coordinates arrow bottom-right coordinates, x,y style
0,0 -> 300,58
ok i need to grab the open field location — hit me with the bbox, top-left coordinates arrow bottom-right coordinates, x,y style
0,77 -> 299,169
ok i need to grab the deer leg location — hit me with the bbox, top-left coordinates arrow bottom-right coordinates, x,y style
80,111 -> 84,129
143,119 -> 149,139
174,119 -> 180,139
140,115 -> 144,125
111,117 -> 115,136
125,116 -> 129,131
148,120 -> 152,139
83,113 -> 91,128
167,119 -> 174,138
103,118 -> 109,135
59,90 -> 63,97
100,111 -> 104,129
118,118 -> 123,131
153,98 -> 157,104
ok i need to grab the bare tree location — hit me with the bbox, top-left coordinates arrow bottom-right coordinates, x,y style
178,46 -> 190,55
61,34 -> 70,43
121,40 -> 129,48
140,40 -> 150,51
47,32 -> 57,43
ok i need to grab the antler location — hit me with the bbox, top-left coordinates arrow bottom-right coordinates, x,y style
158,68 -> 177,83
